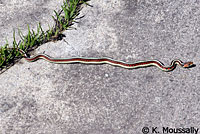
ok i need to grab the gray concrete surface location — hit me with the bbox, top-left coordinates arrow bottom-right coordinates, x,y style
0,0 -> 200,133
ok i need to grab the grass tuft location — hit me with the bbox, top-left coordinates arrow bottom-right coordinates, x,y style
0,0 -> 90,73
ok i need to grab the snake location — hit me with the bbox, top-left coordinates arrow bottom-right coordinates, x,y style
19,50 -> 194,72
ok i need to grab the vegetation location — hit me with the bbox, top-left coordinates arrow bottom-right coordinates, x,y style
0,0 -> 89,72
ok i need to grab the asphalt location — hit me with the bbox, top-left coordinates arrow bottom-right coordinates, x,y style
0,0 -> 199,133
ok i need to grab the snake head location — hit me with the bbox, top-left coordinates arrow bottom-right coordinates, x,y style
183,62 -> 195,68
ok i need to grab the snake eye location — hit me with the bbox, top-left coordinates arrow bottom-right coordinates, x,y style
183,62 -> 195,68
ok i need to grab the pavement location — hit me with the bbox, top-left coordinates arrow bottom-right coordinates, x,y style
0,0 -> 199,133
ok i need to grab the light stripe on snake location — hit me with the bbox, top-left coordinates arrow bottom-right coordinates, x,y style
19,50 -> 194,72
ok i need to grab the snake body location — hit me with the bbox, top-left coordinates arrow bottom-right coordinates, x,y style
20,50 -> 194,72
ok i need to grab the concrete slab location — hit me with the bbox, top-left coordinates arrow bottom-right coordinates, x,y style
0,0 -> 200,133
0,0 -> 63,46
